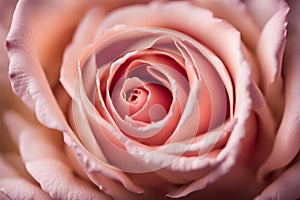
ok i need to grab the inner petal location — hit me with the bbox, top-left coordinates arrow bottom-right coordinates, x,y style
126,87 -> 148,116
129,83 -> 172,123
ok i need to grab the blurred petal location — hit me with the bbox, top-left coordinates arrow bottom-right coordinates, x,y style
255,159 -> 300,200
0,153 -> 50,199
69,69 -> 146,198
60,7 -> 105,97
192,0 -> 260,50
4,111 -> 111,200
245,0 -> 286,28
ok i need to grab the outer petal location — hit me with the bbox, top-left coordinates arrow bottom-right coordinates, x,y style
9,0 -> 99,87
6,0 -> 70,132
256,1 -> 289,120
0,153 -> 50,199
4,111 -> 111,200
258,0 -> 300,181
245,0 -> 286,29
0,0 -> 18,153
255,159 -> 300,200
192,0 -> 260,50
60,7 -> 105,98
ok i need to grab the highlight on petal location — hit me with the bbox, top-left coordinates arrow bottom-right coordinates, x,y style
3,111 -> 111,200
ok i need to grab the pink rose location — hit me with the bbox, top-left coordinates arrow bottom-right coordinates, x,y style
1,0 -> 300,199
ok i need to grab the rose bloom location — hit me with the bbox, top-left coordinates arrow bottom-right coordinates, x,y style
1,0 -> 300,199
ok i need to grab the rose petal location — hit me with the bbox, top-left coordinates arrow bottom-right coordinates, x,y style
98,1 -> 249,83
64,133 -> 145,200
256,1 -> 289,120
174,40 -> 229,132
255,159 -> 300,200
6,0 -> 69,132
16,0 -> 99,87
245,0 -> 287,28
0,153 -> 50,199
258,0 -> 300,180
69,83 -> 109,161
70,69 -> 146,195
4,111 -> 110,200
166,111 -> 258,198
60,7 -> 105,97
192,0 -> 260,50
156,120 -> 236,157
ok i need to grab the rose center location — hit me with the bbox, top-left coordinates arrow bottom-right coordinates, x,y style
126,83 -> 172,123
126,87 -> 148,115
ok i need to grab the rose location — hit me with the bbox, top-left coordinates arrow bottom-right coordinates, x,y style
2,0 -> 300,199
1,0 -> 300,200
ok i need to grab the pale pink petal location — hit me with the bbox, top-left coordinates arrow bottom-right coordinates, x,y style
60,7 -> 105,97
175,40 -> 229,132
245,0 -> 286,28
156,120 -> 236,158
255,160 -> 300,200
64,133 -> 145,200
4,111 -> 111,200
258,0 -> 300,180
256,2 -> 289,120
10,0 -> 99,87
6,0 -> 69,132
0,153 -> 50,199
192,0 -> 260,50
98,1 -> 250,83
